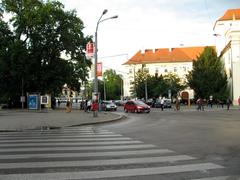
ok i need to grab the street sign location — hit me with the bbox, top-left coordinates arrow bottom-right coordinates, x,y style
20,96 -> 25,103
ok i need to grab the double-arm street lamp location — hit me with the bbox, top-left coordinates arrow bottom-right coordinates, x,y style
93,9 -> 118,116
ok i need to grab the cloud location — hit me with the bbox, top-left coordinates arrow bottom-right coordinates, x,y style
58,0 -> 238,73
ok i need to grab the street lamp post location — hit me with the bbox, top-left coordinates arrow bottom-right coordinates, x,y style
93,9 -> 118,117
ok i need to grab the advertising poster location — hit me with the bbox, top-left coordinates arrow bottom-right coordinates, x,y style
41,95 -> 48,105
28,94 -> 38,110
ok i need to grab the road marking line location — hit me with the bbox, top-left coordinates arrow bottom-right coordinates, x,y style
0,163 -> 224,180
191,176 -> 231,180
0,134 -> 123,140
0,129 -> 110,134
0,155 -> 195,169
0,140 -> 143,147
0,132 -> 115,137
0,149 -> 174,160
0,137 -> 132,143
0,144 -> 156,152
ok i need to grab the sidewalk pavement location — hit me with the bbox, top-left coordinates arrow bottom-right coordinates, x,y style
0,109 -> 124,132
0,105 -> 239,131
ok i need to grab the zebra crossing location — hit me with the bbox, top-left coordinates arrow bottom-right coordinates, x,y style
0,126 -> 232,180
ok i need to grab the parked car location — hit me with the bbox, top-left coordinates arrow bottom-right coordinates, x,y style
154,99 -> 172,108
124,100 -> 150,113
101,101 -> 117,111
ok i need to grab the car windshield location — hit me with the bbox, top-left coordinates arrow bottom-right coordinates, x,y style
103,101 -> 111,104
135,101 -> 146,106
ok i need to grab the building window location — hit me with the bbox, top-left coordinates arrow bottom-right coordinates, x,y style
155,68 -> 159,74
174,67 -> 177,72
129,69 -> 132,74
144,68 -> 149,73
183,66 -> 186,72
164,69 -> 168,73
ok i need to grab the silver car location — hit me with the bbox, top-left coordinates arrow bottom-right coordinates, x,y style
101,101 -> 117,111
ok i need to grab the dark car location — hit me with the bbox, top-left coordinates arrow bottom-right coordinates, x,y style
154,99 -> 172,108
124,100 -> 150,113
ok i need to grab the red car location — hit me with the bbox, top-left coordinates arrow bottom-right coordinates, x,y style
124,100 -> 150,113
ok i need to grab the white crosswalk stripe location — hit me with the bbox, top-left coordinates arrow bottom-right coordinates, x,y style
0,126 -> 230,179
0,140 -> 143,147
0,155 -> 195,169
0,163 -> 224,180
0,137 -> 132,143
191,176 -> 234,180
0,149 -> 174,160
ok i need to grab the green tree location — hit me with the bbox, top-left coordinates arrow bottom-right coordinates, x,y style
102,69 -> 123,100
133,70 -> 186,100
0,0 -> 92,104
164,73 -> 186,98
0,2 -> 3,17
132,69 -> 149,99
150,74 -> 168,98
186,46 -> 228,100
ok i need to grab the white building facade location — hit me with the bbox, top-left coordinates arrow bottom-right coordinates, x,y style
123,47 -> 210,99
214,8 -> 240,105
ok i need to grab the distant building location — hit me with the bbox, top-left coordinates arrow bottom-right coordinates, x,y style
214,8 -> 240,105
123,46 -> 213,99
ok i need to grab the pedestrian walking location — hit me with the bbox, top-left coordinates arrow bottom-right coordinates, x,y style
175,98 -> 180,111
208,95 -> 213,108
226,97 -> 231,111
57,99 -> 61,107
196,98 -> 204,111
196,98 -> 201,111
238,96 -> 240,110
92,100 -> 99,117
160,98 -> 164,111
86,99 -> 92,112
66,100 -> 71,113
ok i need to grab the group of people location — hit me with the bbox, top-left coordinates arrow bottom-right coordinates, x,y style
196,96 -> 240,111
64,96 -> 240,113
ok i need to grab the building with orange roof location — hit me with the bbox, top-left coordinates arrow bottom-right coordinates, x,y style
123,46 -> 211,98
214,8 -> 240,105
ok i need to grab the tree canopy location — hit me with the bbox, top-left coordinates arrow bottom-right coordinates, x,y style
186,46 -> 228,100
0,0 -> 92,104
132,68 -> 185,100
102,69 -> 123,100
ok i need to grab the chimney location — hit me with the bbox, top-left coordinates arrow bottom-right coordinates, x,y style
233,13 -> 236,21
169,47 -> 173,52
141,47 -> 145,54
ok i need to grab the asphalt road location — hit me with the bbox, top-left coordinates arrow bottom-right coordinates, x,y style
0,106 -> 240,180
100,107 -> 240,179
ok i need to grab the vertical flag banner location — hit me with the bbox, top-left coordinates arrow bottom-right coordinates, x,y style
97,62 -> 102,77
86,42 -> 94,58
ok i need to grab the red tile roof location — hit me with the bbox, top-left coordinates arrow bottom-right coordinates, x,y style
217,8 -> 240,21
214,9 -> 240,29
124,46 -> 213,65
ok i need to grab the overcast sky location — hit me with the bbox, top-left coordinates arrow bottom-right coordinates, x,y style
59,0 -> 239,74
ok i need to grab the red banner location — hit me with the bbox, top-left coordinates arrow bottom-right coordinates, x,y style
86,42 -> 94,57
97,62 -> 102,77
